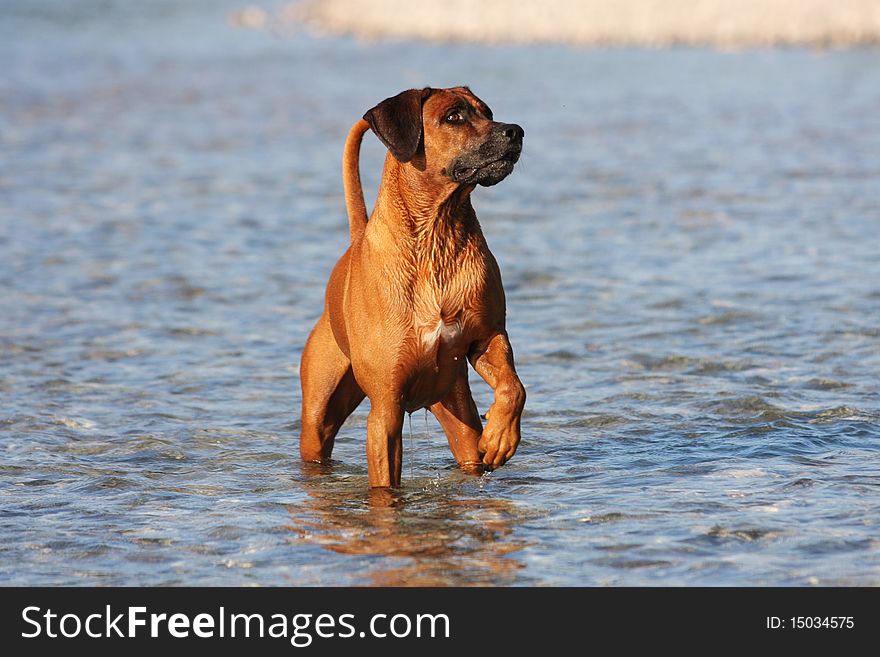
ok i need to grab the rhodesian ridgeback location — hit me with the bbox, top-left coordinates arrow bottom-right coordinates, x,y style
299,86 -> 525,488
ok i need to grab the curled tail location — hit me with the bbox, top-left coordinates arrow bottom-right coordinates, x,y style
343,119 -> 370,242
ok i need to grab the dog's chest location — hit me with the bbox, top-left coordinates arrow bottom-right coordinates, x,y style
407,246 -> 486,360
411,281 -> 476,358
420,317 -> 462,351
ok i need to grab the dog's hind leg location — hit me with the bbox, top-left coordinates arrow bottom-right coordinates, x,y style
299,311 -> 365,463
430,363 -> 485,474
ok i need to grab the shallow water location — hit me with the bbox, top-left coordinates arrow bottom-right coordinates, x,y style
2,1 -> 879,586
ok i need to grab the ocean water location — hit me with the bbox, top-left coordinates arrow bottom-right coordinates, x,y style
1,1 -> 879,586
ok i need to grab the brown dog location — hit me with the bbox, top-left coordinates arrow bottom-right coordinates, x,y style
299,86 -> 525,488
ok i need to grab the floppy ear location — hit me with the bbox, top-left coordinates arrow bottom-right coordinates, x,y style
363,88 -> 430,163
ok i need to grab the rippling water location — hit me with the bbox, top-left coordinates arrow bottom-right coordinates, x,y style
2,1 -> 879,586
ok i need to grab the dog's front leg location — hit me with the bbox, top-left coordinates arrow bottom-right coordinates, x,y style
469,332 -> 526,468
366,399 -> 404,487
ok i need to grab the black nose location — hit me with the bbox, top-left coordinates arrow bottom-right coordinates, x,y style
500,123 -> 524,143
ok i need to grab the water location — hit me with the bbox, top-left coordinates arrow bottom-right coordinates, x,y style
2,1 -> 879,586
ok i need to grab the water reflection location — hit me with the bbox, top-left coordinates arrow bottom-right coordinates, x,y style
286,464 -> 527,585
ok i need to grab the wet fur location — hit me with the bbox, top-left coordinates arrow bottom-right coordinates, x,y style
299,86 -> 526,488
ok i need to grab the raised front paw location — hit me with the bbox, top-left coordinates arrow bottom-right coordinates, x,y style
478,417 -> 521,468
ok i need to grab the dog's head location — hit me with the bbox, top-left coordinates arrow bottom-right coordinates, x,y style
363,86 -> 523,188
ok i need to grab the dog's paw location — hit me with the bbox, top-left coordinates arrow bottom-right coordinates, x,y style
478,417 -> 520,468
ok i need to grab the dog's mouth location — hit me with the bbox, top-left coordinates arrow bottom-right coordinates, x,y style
451,147 -> 521,187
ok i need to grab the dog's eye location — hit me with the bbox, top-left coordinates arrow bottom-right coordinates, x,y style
445,111 -> 464,124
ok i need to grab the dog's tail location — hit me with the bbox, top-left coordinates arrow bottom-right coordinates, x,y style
343,119 -> 370,242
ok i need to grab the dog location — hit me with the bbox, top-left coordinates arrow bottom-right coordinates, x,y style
299,86 -> 525,488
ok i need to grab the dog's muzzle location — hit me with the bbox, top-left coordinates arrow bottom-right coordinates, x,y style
450,123 -> 524,187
